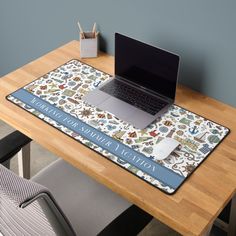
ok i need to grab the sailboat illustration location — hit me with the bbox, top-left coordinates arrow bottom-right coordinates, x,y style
194,131 -> 208,143
112,130 -> 126,141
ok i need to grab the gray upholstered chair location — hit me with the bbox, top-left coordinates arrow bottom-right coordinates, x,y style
0,131 -> 152,236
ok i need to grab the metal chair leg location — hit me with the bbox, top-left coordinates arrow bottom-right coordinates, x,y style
18,143 -> 31,179
2,159 -> 10,169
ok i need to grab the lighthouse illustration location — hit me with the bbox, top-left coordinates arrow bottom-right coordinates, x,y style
166,128 -> 175,138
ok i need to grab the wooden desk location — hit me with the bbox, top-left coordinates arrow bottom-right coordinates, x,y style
1,41 -> 236,236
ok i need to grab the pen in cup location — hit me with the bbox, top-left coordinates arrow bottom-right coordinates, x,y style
92,22 -> 96,38
77,21 -> 85,39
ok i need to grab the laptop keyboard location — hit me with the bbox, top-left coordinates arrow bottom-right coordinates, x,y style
100,80 -> 168,115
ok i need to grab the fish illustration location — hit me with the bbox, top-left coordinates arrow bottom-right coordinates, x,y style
135,137 -> 152,143
67,98 -> 80,104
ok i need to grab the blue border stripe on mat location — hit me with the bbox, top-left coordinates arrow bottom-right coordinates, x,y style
12,89 -> 185,189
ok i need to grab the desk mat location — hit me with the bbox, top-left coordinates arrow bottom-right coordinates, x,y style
7,59 -> 230,194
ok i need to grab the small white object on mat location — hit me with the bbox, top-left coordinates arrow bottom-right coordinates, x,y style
153,138 -> 180,160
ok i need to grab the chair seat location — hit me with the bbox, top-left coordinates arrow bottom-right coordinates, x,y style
32,159 -> 132,236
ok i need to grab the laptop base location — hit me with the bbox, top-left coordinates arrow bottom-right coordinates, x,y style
83,79 -> 172,129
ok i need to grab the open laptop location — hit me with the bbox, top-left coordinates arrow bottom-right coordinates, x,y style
83,33 -> 180,129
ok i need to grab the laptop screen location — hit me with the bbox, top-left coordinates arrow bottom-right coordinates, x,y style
115,33 -> 180,100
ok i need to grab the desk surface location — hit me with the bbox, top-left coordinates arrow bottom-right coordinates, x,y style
1,40 -> 236,236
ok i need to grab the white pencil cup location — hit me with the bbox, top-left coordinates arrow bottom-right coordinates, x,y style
80,32 -> 98,58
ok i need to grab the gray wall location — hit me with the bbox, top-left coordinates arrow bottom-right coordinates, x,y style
1,0 -> 235,107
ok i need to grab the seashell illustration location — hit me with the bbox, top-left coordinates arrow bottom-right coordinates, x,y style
73,77 -> 81,81
82,84 -> 89,88
176,130 -> 184,136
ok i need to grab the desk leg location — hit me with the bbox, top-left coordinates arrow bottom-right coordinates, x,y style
228,194 -> 236,236
18,143 -> 31,179
203,223 -> 213,236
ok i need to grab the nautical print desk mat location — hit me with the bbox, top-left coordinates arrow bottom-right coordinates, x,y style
7,59 -> 230,194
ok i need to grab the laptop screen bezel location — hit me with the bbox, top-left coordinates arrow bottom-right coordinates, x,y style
115,33 -> 180,101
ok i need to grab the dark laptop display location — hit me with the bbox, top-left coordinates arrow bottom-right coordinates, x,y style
83,33 -> 180,129
115,33 -> 179,99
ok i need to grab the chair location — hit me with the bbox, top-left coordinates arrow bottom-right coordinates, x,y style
0,131 -> 152,236
0,131 -> 32,178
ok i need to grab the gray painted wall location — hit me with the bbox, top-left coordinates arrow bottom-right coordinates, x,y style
0,0 -> 235,107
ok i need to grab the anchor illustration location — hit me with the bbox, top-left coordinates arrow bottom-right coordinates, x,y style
188,126 -> 198,135
123,124 -> 130,130
93,81 -> 101,87
207,121 -> 213,128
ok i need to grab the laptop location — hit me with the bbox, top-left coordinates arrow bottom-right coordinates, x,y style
83,33 -> 180,129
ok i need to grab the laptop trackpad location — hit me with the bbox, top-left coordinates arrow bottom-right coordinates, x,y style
99,97 -> 135,119
83,89 -> 110,106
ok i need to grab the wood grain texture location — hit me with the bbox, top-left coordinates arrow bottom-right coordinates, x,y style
0,40 -> 236,236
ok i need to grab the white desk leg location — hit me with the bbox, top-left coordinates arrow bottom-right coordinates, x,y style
18,143 -> 31,179
228,194 -> 236,236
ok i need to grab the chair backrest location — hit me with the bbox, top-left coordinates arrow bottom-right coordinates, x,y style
0,164 -> 76,236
